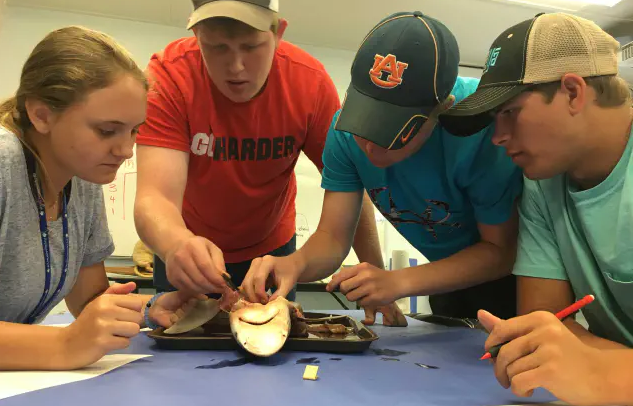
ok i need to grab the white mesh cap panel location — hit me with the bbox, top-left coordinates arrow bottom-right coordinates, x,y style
524,13 -> 620,84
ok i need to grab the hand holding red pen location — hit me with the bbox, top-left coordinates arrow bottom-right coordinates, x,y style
477,298 -> 614,405
481,295 -> 596,360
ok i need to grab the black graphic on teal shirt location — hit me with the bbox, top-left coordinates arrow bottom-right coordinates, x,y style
369,187 -> 461,240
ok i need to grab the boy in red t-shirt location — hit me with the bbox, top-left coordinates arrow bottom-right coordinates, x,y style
134,0 -> 390,319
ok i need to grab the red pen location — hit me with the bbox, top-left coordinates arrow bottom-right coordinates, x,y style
480,294 -> 595,360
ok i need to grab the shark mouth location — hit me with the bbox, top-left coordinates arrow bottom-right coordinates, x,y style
238,307 -> 280,325
229,297 -> 298,357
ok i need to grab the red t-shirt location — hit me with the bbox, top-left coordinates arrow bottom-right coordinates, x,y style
137,37 -> 340,263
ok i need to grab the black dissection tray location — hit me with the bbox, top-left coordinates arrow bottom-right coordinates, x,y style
148,312 -> 378,353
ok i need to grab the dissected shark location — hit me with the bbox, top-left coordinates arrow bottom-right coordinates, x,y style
163,292 -> 309,357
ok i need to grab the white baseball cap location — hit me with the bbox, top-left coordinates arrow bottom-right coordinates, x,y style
188,0 -> 279,31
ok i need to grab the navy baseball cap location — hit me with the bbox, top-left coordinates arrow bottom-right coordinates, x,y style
334,11 -> 460,150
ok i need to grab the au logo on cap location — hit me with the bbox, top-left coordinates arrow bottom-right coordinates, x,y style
369,54 -> 409,89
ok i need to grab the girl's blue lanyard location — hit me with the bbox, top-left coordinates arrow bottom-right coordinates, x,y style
25,169 -> 70,324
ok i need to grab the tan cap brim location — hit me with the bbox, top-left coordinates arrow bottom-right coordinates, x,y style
187,1 -> 275,31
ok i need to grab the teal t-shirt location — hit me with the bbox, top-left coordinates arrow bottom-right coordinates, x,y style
321,77 -> 523,262
514,129 -> 633,346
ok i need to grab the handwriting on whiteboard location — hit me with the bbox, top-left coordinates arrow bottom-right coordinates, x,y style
296,213 -> 310,240
105,158 -> 136,220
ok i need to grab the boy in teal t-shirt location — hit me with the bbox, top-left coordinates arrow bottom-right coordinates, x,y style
240,11 -> 522,323
440,12 -> 633,406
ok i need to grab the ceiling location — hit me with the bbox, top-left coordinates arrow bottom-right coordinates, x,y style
5,0 -> 633,66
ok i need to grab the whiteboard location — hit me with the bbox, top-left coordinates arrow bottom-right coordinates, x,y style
294,153 -> 325,248
103,146 -> 140,257
103,148 -> 327,258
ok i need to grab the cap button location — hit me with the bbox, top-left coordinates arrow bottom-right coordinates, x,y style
413,11 -> 423,17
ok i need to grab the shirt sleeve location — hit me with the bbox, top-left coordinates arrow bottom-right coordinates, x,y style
136,55 -> 190,152
301,71 -> 342,171
0,135 -> 28,273
513,178 -> 568,280
320,110 -> 364,192
0,144 -> 9,271
81,184 -> 115,268
459,128 -> 524,225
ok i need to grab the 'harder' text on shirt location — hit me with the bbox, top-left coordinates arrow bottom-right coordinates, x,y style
190,133 -> 296,161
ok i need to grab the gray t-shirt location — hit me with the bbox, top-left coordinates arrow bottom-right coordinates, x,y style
0,129 -> 114,323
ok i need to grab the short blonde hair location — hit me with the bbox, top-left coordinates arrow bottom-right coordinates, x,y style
534,75 -> 632,108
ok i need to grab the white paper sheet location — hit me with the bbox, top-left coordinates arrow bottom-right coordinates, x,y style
0,354 -> 152,400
